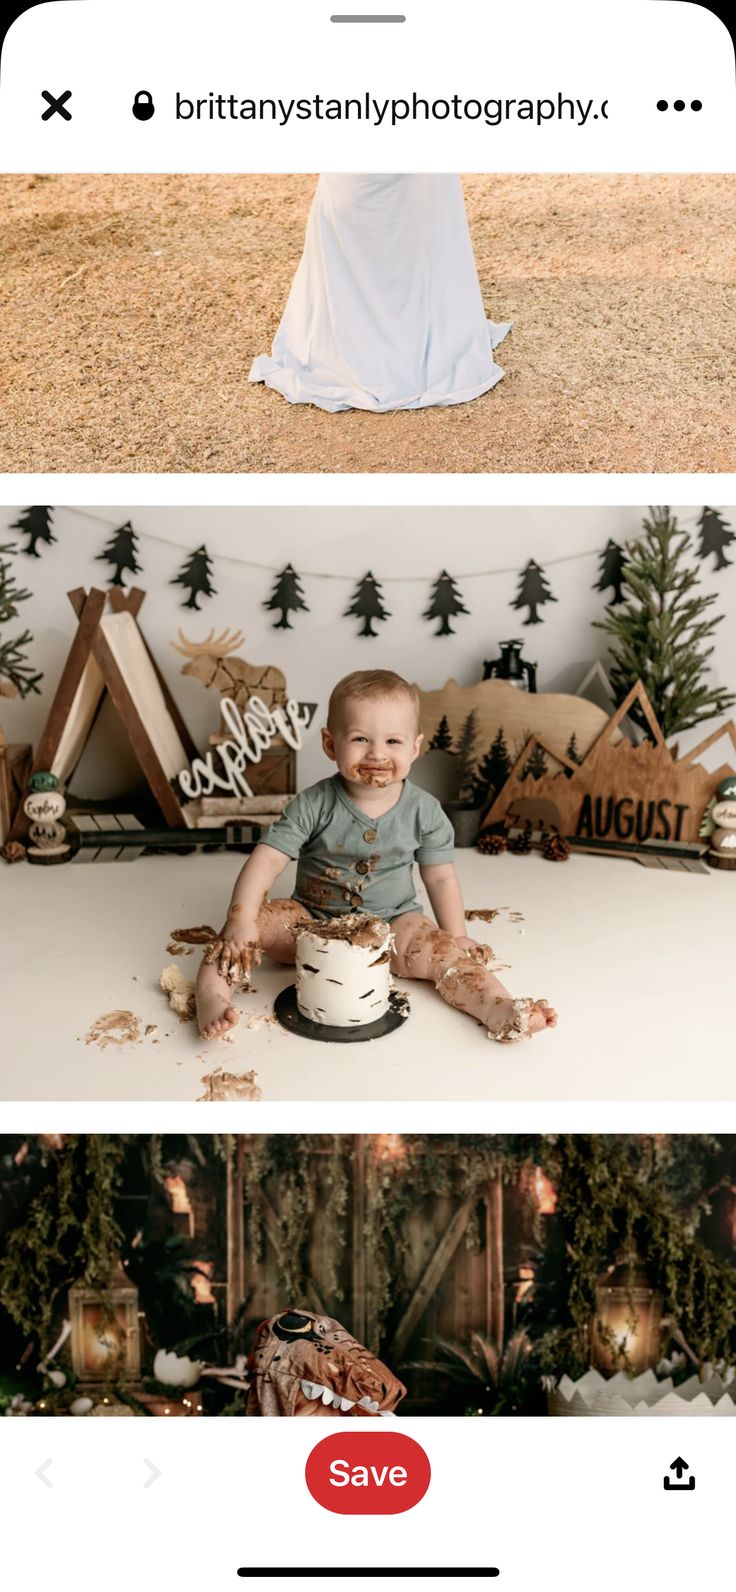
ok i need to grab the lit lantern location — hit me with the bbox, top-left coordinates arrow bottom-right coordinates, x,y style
69,1263 -> 141,1384
482,640 -> 537,692
593,1249 -> 662,1375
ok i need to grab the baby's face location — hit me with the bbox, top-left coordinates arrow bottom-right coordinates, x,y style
322,695 -> 423,788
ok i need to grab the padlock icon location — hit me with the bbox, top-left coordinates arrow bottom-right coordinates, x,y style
132,90 -> 155,122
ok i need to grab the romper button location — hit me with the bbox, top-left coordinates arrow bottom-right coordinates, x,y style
363,829 -> 377,843
350,893 -> 364,908
356,860 -> 370,875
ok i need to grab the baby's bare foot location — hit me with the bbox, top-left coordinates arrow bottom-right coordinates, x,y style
487,995 -> 557,1043
196,962 -> 241,1041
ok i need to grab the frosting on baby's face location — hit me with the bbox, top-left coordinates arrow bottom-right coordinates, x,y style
322,694 -> 423,790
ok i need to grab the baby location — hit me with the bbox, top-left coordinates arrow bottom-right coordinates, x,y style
196,669 -> 557,1043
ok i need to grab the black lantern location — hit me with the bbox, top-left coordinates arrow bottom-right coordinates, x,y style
483,640 -> 537,692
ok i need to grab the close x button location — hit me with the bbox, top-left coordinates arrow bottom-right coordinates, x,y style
41,90 -> 72,121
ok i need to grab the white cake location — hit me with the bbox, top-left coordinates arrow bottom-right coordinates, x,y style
293,914 -> 393,1028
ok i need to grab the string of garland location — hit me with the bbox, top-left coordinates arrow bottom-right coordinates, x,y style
7,508 -> 732,636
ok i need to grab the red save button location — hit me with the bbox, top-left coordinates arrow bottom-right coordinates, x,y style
305,1431 -> 431,1514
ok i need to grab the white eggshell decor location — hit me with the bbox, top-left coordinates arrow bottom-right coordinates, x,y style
153,1348 -> 204,1389
293,914 -> 393,1028
547,1367 -> 736,1417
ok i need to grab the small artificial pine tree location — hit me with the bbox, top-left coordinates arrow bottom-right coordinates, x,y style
171,544 -> 217,610
521,742 -> 549,780
344,571 -> 391,637
96,521 -> 142,587
454,709 -> 479,800
472,725 -> 512,806
511,559 -> 557,625
594,539 -> 628,605
594,506 -> 736,740
428,714 -> 453,751
424,570 -> 469,636
264,563 -> 309,630
10,506 -> 56,559
696,507 -> 734,572
0,543 -> 42,698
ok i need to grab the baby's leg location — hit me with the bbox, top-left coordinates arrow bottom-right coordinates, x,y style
390,912 -> 556,1043
196,899 -> 313,1040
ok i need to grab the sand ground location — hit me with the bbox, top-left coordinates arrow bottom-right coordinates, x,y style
1,172 -> 734,473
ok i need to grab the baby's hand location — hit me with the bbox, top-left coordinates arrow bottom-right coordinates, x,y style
455,934 -> 494,965
205,922 -> 263,987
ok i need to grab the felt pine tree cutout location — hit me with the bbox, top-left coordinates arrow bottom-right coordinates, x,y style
472,726 -> 512,806
10,506 -> 56,559
344,571 -> 391,637
521,742 -> 549,780
594,539 -> 628,604
0,543 -> 42,698
264,563 -> 309,630
429,714 -> 453,751
454,709 -> 479,800
424,570 -> 469,636
512,559 -> 557,625
696,507 -> 734,571
594,506 -> 736,740
171,544 -> 217,610
96,520 -> 142,588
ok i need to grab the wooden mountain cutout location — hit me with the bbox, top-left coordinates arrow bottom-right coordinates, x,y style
414,677 -> 615,784
10,589 -> 198,837
481,680 -> 736,859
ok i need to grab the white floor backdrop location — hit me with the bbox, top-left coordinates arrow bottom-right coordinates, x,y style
2,847 -> 733,1102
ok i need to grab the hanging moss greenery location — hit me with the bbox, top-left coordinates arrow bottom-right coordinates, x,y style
529,1134 -> 736,1377
0,1137 -> 123,1350
242,1135 -> 349,1306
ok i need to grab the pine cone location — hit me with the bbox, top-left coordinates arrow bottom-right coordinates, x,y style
542,832 -> 571,862
477,832 -> 507,856
1,840 -> 26,864
508,831 -> 532,855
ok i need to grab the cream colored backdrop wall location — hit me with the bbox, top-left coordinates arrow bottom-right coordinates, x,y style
1,504 -> 734,799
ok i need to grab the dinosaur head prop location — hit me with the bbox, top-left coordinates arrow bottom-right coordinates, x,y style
245,1310 -> 406,1417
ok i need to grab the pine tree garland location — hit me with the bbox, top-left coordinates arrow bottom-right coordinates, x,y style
696,507 -> 734,572
511,560 -> 557,625
424,570 -> 469,636
10,506 -> 56,559
171,544 -> 217,609
264,564 -> 309,630
594,539 -> 628,605
344,571 -> 391,637
594,507 -> 736,740
96,521 -> 142,587
0,543 -> 42,698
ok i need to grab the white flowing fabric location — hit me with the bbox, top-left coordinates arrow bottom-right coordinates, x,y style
249,174 -> 511,413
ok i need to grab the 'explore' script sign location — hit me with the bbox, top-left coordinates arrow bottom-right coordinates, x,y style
177,695 -> 313,801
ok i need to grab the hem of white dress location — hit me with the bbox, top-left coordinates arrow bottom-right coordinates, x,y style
249,321 -> 512,414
